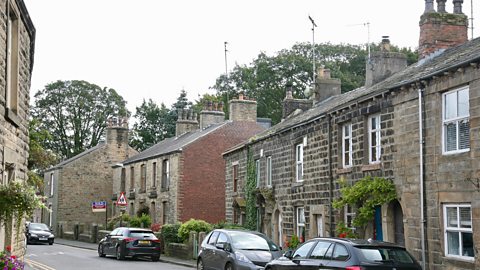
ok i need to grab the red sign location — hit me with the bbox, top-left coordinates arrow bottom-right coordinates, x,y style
117,192 -> 127,206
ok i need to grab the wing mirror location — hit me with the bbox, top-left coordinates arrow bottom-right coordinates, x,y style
215,242 -> 232,252
283,249 -> 294,259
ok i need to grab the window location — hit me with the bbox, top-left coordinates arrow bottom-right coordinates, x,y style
48,205 -> 52,227
443,87 -> 470,154
49,174 -> 54,197
6,4 -> 19,121
233,164 -> 239,192
266,156 -> 272,187
161,159 -> 170,190
217,233 -> 228,244
368,115 -> 381,163
152,162 -> 157,188
140,164 -> 146,193
296,207 -> 305,238
130,166 -> 134,189
296,144 -> 303,182
344,205 -> 355,230
162,201 -> 168,224
255,159 -> 260,187
129,202 -> 135,216
310,241 -> 332,259
332,244 -> 349,261
120,168 -> 126,192
207,231 -> 219,245
444,204 -> 473,259
292,241 -> 316,259
342,124 -> 353,167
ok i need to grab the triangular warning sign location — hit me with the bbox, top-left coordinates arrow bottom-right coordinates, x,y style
117,192 -> 128,206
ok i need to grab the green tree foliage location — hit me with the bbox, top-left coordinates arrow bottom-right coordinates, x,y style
161,223 -> 183,244
32,80 -> 129,159
212,42 -> 417,124
245,149 -> 257,231
333,176 -> 397,233
177,219 -> 212,242
130,99 -> 175,151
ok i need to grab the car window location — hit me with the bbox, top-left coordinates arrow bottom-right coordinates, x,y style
293,241 -> 317,259
129,231 -> 156,238
356,246 -> 415,264
332,244 -> 349,261
208,231 -> 220,245
324,242 -> 334,259
110,229 -> 119,236
217,233 -> 228,244
310,241 -> 332,259
118,229 -> 126,236
29,223 -> 49,231
229,231 -> 270,251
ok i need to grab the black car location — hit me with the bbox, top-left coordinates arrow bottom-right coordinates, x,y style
265,237 -> 422,270
197,229 -> 283,270
98,227 -> 161,261
26,222 -> 54,245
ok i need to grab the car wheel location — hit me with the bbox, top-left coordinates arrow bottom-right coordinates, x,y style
197,258 -> 204,270
48,241 -> 54,245
98,244 -> 106,257
116,246 -> 125,260
151,255 -> 160,262
225,262 -> 233,270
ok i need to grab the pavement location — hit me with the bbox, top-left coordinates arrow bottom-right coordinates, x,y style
54,238 -> 196,268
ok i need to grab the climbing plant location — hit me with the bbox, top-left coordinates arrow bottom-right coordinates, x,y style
245,148 -> 257,231
333,176 -> 396,233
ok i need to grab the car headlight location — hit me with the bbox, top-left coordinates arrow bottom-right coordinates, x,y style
235,251 -> 253,264
29,233 -> 38,237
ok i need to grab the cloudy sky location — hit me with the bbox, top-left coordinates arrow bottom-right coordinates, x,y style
23,0 -> 478,114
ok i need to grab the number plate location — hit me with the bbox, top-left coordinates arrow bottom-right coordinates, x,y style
138,240 -> 150,245
39,237 -> 47,241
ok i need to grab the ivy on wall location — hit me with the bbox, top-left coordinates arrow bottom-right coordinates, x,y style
245,148 -> 257,231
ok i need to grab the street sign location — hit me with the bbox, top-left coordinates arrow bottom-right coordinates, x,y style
92,201 -> 107,212
117,192 -> 127,206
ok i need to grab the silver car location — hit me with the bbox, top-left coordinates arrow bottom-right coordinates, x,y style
197,229 -> 282,270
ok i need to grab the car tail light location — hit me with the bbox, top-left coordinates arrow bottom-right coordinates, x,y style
346,267 -> 362,270
151,239 -> 160,243
124,237 -> 136,243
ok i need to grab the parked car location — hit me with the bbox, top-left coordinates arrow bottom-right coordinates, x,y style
265,237 -> 422,270
98,227 -> 161,261
197,229 -> 283,270
25,222 -> 55,245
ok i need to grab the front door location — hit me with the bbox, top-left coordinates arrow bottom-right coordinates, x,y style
393,200 -> 405,246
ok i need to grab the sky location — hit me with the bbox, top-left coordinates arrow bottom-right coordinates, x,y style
23,0 -> 479,115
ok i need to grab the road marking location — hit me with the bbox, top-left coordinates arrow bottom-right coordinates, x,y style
25,258 -> 56,270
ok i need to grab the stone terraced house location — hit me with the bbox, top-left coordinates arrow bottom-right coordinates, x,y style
43,118 -> 138,236
112,97 -> 266,225
0,0 -> 35,257
224,1 -> 480,269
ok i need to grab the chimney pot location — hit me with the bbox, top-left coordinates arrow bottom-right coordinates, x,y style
436,0 -> 446,13
453,0 -> 463,14
381,36 -> 391,51
424,0 -> 435,13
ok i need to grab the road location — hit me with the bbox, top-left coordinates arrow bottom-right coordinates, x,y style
24,243 -> 193,270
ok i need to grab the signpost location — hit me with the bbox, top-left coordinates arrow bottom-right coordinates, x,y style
92,201 -> 107,229
116,192 -> 128,227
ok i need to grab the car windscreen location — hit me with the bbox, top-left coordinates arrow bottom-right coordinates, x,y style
29,223 -> 50,231
128,231 -> 157,239
355,246 -> 415,264
229,231 -> 276,251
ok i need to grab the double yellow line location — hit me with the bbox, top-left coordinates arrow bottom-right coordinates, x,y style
24,258 -> 56,270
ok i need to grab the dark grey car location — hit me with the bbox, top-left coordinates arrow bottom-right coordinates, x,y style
197,229 -> 283,270
26,222 -> 54,245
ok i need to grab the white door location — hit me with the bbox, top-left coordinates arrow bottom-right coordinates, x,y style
317,215 -> 323,237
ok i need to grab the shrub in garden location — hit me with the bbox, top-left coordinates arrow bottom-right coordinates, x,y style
178,219 -> 212,242
151,223 -> 162,232
161,223 -> 182,244
139,213 -> 152,228
1,247 -> 24,270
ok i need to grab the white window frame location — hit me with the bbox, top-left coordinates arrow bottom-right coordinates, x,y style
50,173 -> 54,197
266,156 -> 272,187
296,207 -> 305,237
255,159 -> 260,187
443,204 -> 474,260
296,144 -> 303,182
368,114 -> 381,163
442,86 -> 470,155
342,124 -> 353,168
344,205 -> 355,230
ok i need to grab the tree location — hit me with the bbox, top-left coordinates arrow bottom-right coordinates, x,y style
211,42 -> 417,124
32,80 -> 129,159
130,99 -> 176,151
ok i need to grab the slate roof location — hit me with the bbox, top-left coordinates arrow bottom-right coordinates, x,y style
225,37 -> 480,154
46,143 -> 106,172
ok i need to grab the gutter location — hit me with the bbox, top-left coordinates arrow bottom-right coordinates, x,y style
418,85 -> 426,270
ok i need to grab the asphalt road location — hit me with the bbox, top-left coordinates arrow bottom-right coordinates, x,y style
23,243 -> 193,270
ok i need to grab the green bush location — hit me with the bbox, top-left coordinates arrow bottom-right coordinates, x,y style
129,216 -> 141,227
213,220 -> 245,230
139,213 -> 152,228
107,213 -> 131,230
161,223 -> 182,244
178,219 -> 212,242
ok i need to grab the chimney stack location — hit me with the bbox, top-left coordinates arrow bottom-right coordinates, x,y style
282,83 -> 313,119
199,101 -> 225,129
175,109 -> 199,136
419,0 -> 468,59
365,36 -> 407,87
229,93 -> 257,122
314,67 -> 341,102
106,116 -> 129,147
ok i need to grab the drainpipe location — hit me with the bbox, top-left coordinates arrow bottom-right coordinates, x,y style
418,85 -> 426,270
327,114 -> 334,236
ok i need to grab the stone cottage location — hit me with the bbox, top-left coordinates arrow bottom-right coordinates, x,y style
111,96 -> 266,225
43,118 -> 137,235
0,0 -> 35,256
224,1 -> 480,269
